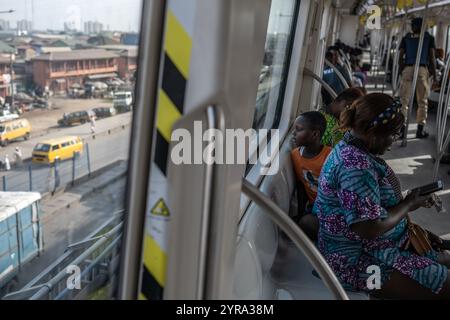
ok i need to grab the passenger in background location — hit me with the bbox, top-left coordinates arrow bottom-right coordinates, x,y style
314,93 -> 450,299
322,50 -> 346,106
328,45 -> 353,87
399,17 -> 437,139
291,112 -> 331,241
321,87 -> 365,147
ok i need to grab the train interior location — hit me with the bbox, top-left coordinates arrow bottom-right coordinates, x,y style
233,0 -> 450,300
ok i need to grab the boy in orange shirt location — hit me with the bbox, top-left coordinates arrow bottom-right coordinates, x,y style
291,111 -> 331,241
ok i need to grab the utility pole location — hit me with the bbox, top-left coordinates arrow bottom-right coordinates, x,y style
9,52 -> 14,111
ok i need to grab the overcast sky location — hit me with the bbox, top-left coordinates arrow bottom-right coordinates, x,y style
0,0 -> 143,32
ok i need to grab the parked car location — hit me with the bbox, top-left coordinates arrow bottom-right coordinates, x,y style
91,107 -> 116,119
0,109 -> 19,123
57,111 -> 94,127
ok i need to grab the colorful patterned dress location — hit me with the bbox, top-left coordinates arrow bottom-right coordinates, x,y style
313,132 -> 448,294
320,111 -> 344,147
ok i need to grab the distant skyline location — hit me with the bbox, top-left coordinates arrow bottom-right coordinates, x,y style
0,0 -> 142,32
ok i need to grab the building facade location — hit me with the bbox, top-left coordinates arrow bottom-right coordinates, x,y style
32,49 -> 119,93
17,20 -> 33,33
0,56 -> 12,98
99,45 -> 138,79
84,21 -> 104,34
0,20 -> 11,31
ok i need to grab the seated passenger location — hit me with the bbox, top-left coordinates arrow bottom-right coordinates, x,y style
322,50 -> 346,106
314,93 -> 450,299
290,112 -> 331,241
321,87 -> 365,147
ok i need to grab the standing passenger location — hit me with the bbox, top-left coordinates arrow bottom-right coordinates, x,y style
399,17 -> 437,139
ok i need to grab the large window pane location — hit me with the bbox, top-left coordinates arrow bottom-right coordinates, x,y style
252,0 -> 298,130
0,0 -> 142,299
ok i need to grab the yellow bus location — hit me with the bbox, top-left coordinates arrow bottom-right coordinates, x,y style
32,136 -> 83,164
0,119 -> 31,147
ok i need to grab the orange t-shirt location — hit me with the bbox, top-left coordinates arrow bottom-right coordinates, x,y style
291,146 -> 332,204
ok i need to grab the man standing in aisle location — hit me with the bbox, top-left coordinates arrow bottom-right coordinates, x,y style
399,17 -> 437,139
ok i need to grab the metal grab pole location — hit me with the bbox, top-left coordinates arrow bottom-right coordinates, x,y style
303,68 -> 338,100
29,165 -> 32,191
393,6 -> 409,96
401,0 -> 430,147
383,28 -> 394,93
436,54 -> 450,149
434,54 -> 450,180
434,72 -> 450,179
241,179 -> 349,300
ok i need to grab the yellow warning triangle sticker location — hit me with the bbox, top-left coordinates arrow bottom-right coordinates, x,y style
151,198 -> 170,217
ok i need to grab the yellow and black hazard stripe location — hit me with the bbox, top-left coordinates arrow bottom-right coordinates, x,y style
140,10 -> 192,300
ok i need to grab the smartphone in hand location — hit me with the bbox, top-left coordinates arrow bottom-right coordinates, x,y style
412,181 -> 444,196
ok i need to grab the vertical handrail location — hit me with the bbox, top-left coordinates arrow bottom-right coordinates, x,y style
338,48 -> 353,82
117,0 -> 167,300
324,59 -> 350,89
392,6 -> 409,96
241,179 -> 349,300
402,0 -> 430,147
383,28 -> 394,93
434,59 -> 450,179
436,53 -> 450,144
196,105 -> 222,299
433,54 -> 450,179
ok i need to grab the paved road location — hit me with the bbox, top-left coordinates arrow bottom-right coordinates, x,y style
12,177 -> 126,291
0,114 -> 131,195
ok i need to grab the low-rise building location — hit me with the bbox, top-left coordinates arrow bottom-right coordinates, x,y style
0,56 -> 12,98
98,45 -> 138,79
32,49 -> 119,93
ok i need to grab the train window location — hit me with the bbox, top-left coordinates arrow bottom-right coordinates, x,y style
0,0 -> 142,300
252,0 -> 299,130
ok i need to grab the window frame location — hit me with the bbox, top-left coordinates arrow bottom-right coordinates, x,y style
245,0 -> 301,177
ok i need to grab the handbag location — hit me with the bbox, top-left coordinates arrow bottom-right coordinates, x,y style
404,216 -> 433,256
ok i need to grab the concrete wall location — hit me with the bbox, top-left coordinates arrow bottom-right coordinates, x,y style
32,60 -> 50,88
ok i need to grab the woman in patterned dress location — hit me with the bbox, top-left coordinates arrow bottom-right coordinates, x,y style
314,93 -> 450,299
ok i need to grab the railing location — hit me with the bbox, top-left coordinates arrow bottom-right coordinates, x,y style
324,59 -> 350,90
3,214 -> 124,300
303,67 -> 338,100
50,66 -> 118,79
241,179 -> 349,300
